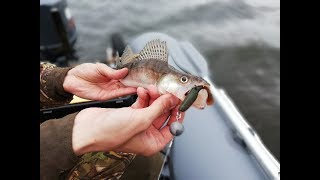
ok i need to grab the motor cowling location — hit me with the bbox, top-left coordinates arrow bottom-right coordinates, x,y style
40,0 -> 78,66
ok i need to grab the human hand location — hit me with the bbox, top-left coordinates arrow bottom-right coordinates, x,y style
115,86 -> 185,156
72,88 -> 181,156
63,63 -> 137,101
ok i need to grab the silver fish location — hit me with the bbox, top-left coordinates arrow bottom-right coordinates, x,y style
116,39 -> 214,109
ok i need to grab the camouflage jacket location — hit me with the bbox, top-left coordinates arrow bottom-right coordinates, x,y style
40,62 -> 136,180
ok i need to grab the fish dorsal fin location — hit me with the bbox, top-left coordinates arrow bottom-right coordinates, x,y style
115,51 -> 121,68
121,45 -> 134,62
138,39 -> 168,62
117,45 -> 140,68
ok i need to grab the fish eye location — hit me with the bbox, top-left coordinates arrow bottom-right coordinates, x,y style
180,76 -> 189,83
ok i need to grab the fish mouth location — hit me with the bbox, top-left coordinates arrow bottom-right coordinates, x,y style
183,85 -> 214,107
203,86 -> 214,105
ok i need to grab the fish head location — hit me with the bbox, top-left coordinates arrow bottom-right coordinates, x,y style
157,72 -> 214,109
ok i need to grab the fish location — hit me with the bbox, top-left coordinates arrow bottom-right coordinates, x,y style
115,39 -> 214,109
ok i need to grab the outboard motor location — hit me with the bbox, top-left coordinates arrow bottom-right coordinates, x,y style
40,0 -> 78,66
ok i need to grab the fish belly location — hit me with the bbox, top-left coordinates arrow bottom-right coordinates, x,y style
120,67 -> 159,88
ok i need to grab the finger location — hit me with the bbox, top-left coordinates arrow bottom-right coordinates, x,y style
167,106 -> 186,126
141,94 -> 180,124
96,63 -> 129,80
143,85 -> 171,132
146,85 -> 161,105
152,112 -> 171,129
152,106 -> 185,131
131,87 -> 150,109
104,87 -> 137,100
159,126 -> 174,143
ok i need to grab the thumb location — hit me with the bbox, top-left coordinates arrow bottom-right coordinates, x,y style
96,63 -> 129,80
142,94 -> 180,123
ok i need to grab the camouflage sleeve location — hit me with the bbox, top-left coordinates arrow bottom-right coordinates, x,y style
40,62 -> 74,109
40,112 -> 80,180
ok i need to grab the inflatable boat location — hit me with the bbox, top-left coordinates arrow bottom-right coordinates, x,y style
127,32 -> 280,180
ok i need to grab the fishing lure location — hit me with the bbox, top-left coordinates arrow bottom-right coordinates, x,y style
179,86 -> 204,112
170,86 -> 204,136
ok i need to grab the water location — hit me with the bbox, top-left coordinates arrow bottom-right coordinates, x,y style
68,0 -> 280,161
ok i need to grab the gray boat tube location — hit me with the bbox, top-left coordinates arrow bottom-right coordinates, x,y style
129,32 -> 280,180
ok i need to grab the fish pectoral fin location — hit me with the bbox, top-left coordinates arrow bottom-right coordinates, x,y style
138,39 -> 168,62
